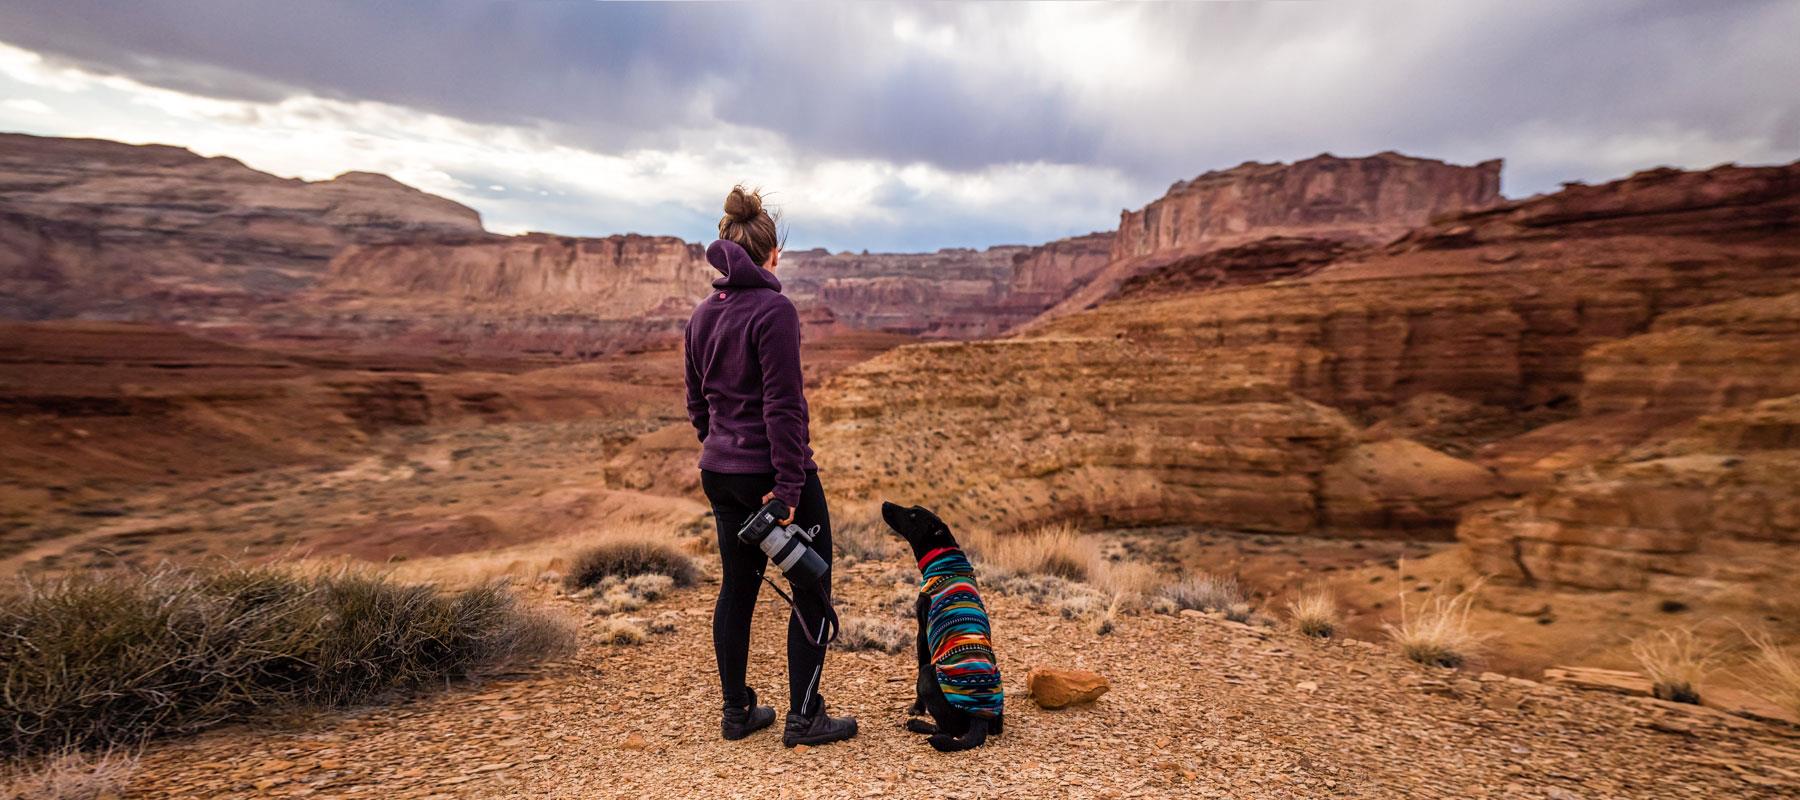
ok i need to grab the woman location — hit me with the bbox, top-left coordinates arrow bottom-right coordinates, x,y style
684,186 -> 857,747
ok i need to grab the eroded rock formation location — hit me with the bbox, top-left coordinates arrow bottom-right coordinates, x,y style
0,133 -> 482,319
803,160 -> 1800,553
1041,152 -> 1502,319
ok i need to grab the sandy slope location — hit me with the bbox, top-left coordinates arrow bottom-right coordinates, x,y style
128,561 -> 1800,799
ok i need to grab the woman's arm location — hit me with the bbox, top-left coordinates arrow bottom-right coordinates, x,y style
756,299 -> 811,511
683,320 -> 709,443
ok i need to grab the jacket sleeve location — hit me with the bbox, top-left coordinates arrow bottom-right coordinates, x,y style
756,299 -> 812,509
683,320 -> 709,443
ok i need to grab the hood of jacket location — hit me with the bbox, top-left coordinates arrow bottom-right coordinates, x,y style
706,239 -> 782,293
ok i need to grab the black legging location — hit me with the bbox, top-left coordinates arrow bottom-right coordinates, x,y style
701,469 -> 833,715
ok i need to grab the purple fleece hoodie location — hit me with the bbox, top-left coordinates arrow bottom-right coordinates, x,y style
684,239 -> 817,509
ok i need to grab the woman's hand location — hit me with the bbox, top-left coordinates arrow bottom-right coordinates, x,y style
761,492 -> 796,525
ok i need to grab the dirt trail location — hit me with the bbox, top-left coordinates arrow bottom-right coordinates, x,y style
128,561 -> 1800,799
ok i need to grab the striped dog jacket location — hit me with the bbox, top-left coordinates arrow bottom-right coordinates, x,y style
918,547 -> 1004,719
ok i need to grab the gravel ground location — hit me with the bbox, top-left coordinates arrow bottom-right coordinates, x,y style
129,560 -> 1800,799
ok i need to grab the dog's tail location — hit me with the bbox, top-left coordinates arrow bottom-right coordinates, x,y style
927,716 -> 994,752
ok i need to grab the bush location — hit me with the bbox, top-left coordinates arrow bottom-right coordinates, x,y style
1160,573 -> 1244,614
1383,582 -> 1489,669
0,564 -> 573,757
1629,628 -> 1717,704
594,619 -> 646,646
565,538 -> 697,591
1286,589 -> 1340,638
836,616 -> 909,654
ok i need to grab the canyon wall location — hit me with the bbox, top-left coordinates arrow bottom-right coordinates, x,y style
1040,152 -> 1502,320
803,161 -> 1800,550
0,133 -> 483,320
781,231 -> 1113,338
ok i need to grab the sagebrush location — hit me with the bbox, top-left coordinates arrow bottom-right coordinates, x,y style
565,538 -> 697,590
0,564 -> 572,757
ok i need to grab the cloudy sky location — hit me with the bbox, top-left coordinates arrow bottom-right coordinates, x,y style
1,1 -> 1795,251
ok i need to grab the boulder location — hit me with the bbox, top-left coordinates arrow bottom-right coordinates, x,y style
1027,667 -> 1110,709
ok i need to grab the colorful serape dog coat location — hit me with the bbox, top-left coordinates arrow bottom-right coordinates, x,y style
918,547 -> 1004,719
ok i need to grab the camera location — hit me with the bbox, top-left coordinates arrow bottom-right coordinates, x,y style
736,498 -> 830,586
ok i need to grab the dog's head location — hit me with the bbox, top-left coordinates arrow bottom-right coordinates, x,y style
881,501 -> 959,565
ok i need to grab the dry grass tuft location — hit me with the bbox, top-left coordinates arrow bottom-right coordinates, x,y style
1,749 -> 137,800
833,507 -> 898,563
1159,573 -> 1245,614
836,616 -> 910,654
1630,628 -> 1718,704
1096,561 -> 1162,608
0,564 -> 573,757
1286,589 -> 1340,638
1744,628 -> 1800,719
976,524 -> 1104,582
1383,581 -> 1489,669
565,537 -> 697,591
594,618 -> 647,646
1089,594 -> 1123,637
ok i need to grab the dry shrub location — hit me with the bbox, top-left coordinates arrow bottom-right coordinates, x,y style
833,507 -> 897,563
836,616 -> 909,654
881,583 -> 919,618
1055,593 -> 1105,621
1384,581 -> 1489,669
1286,589 -> 1340,638
1630,628 -> 1718,704
594,619 -> 646,646
1160,573 -> 1244,614
1,750 -> 136,800
0,564 -> 573,757
979,524 -> 1102,582
1089,594 -> 1123,637
1744,628 -> 1800,719
565,537 -> 697,591
1096,561 -> 1162,607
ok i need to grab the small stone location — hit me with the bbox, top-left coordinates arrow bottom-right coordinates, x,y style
621,733 -> 649,750
1027,666 -> 1110,709
1295,680 -> 1319,693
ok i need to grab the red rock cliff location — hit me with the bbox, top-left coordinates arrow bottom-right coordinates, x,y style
1040,152 -> 1501,320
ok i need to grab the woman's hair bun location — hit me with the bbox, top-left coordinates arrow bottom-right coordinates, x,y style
723,185 -> 764,223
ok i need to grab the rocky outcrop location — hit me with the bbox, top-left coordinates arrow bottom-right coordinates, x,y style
1460,291 -> 1800,592
781,231 -> 1114,338
1113,237 -> 1351,299
1040,152 -> 1502,319
0,133 -> 482,320
1459,395 -> 1800,593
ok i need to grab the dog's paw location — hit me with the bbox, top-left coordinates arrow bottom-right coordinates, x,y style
904,719 -> 938,735
927,733 -> 959,752
906,699 -> 925,716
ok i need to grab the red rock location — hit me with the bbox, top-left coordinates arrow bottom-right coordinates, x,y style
1027,667 -> 1110,708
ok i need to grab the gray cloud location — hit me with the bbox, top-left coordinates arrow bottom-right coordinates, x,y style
1,0 -> 1797,247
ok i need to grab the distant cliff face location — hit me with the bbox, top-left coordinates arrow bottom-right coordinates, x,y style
781,231 -> 1114,338
1039,152 -> 1502,319
0,133 -> 483,320
321,233 -> 712,317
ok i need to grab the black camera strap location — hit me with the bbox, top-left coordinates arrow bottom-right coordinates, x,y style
760,571 -> 840,648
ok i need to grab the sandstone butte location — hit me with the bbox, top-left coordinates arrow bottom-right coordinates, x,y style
804,159 -> 1800,600
1035,151 -> 1505,321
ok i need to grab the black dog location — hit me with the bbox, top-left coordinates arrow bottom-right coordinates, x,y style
881,501 -> 1004,752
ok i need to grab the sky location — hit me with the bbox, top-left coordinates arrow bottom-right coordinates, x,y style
1,1 -> 1796,252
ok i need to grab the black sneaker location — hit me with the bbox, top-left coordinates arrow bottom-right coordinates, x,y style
782,703 -> 858,747
722,687 -> 775,740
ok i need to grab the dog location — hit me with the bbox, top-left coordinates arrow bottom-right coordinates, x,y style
881,501 -> 1003,752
